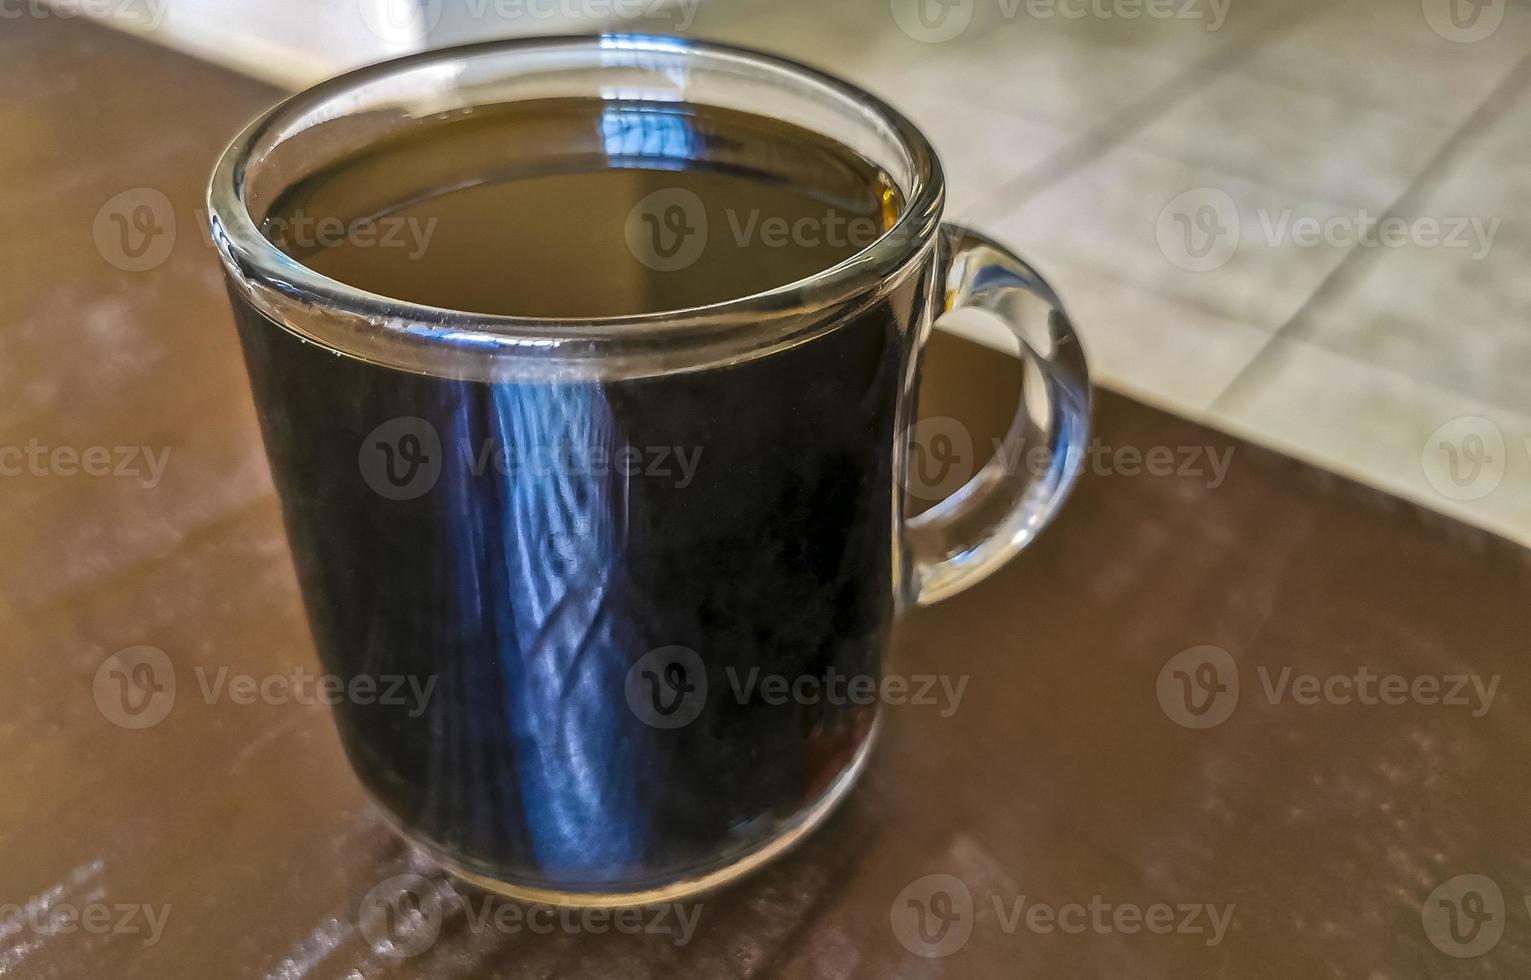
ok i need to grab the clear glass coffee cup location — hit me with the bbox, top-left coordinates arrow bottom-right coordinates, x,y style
209,34 -> 1090,906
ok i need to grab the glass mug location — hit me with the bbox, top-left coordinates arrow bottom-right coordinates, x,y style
209,35 -> 1089,906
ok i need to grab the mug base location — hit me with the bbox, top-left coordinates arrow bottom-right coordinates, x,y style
367,715 -> 880,909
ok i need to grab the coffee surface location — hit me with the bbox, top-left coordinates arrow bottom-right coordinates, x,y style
263,98 -> 900,317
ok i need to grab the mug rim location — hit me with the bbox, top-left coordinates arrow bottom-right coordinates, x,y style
207,33 -> 945,378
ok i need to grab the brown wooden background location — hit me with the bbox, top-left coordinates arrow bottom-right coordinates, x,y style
2,16 -> 1529,979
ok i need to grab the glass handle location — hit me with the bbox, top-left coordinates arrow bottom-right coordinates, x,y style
904,225 -> 1092,608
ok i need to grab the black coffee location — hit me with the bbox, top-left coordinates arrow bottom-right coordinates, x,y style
264,98 -> 900,316
234,98 -> 926,889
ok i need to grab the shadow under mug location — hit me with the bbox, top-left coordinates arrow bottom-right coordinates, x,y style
208,34 -> 1090,907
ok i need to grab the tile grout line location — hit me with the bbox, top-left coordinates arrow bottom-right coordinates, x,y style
955,0 -> 1334,225
1207,50 -> 1531,412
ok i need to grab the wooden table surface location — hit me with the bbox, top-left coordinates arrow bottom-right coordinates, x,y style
4,15 -> 1530,980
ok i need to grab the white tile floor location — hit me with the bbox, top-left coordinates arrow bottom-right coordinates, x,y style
93,0 -> 1531,545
